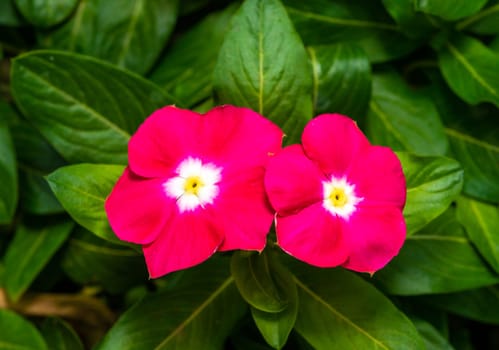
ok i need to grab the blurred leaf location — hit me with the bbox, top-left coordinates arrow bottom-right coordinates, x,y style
0,309 -> 48,349
0,119 -> 17,224
420,285 -> 499,325
3,217 -> 74,301
289,261 -> 425,349
14,0 -> 78,28
437,34 -> 499,108
456,1 -> 499,34
62,227 -> 146,294
381,0 -> 437,38
96,257 -> 246,350
150,4 -> 237,107
39,0 -> 179,74
374,208 -> 499,295
47,164 -> 125,245
282,0 -> 422,62
213,0 -> 313,144
367,72 -> 448,156
415,0 -> 487,21
411,318 -> 455,350
308,43 -> 371,120
11,51 -> 174,164
40,317 -> 84,350
457,196 -> 499,273
0,0 -> 25,26
398,152 -> 463,235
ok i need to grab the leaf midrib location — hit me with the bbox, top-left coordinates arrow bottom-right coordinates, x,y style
469,201 -> 499,267
293,276 -> 390,350
445,127 -> 499,153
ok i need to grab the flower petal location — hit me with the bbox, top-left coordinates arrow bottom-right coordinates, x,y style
199,105 -> 283,170
128,106 -> 201,178
347,146 -> 406,209
105,168 -> 174,245
264,145 -> 324,215
302,114 -> 370,176
216,167 -> 274,252
142,209 -> 224,278
341,206 -> 406,273
276,203 -> 349,267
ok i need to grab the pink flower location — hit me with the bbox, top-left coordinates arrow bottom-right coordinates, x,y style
264,114 -> 406,273
105,105 -> 283,278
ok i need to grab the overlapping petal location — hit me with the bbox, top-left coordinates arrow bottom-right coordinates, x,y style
302,114 -> 370,177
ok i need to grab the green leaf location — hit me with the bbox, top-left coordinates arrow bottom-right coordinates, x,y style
289,262 -> 425,350
399,152 -> 463,235
38,0 -> 179,74
411,318 -> 455,350
374,208 -> 499,295
11,50 -> 175,164
3,217 -> 74,302
308,43 -> 371,120
39,317 -> 84,350
420,285 -> 499,325
62,227 -> 146,294
457,196 -> 499,273
456,1 -> 499,34
96,257 -> 246,350
381,0 -> 437,38
213,0 -> 313,144
282,0 -> 422,62
0,119 -> 18,224
150,4 -> 237,107
0,0 -> 25,26
14,0 -> 78,28
437,34 -> 499,108
415,0 -> 487,21
0,309 -> 48,350
367,71 -> 448,156
47,164 -> 125,245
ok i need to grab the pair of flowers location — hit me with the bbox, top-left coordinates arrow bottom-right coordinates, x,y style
105,106 -> 406,278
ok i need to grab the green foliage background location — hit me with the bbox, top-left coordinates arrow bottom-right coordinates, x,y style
0,0 -> 498,349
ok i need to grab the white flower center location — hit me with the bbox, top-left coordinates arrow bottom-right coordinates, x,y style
322,176 -> 362,220
164,157 -> 222,212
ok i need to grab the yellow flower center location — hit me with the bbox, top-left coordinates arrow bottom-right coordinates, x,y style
328,187 -> 348,207
183,176 -> 204,195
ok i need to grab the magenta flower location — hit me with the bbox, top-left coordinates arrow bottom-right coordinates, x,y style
105,105 -> 283,278
264,114 -> 406,273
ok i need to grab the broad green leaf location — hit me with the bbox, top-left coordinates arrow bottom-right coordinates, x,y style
415,0 -> 487,21
231,250 -> 297,348
289,262 -> 425,350
398,152 -> 463,235
381,0 -> 437,38
150,4 -> 237,107
282,0 -> 422,62
14,0 -> 78,28
40,317 -> 84,350
11,119 -> 65,214
3,217 -> 74,301
367,71 -> 448,156
62,227 -> 146,294
437,34 -> 499,108
0,0 -> 25,26
420,286 -> 499,325
213,0 -> 313,144
0,119 -> 17,224
426,71 -> 499,203
96,258 -> 246,350
411,318 -> 455,350
456,1 -> 499,34
457,196 -> 499,273
47,164 -> 125,245
308,43 -> 371,120
38,0 -> 179,74
374,208 -> 499,295
0,309 -> 48,350
11,51 -> 174,164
